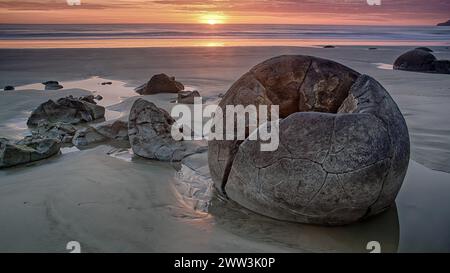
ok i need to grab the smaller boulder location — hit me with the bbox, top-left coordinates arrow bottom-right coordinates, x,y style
177,90 -> 200,104
136,74 -> 185,95
0,137 -> 61,168
43,81 -> 63,90
95,95 -> 103,101
92,117 -> 129,141
101,82 -> 112,85
394,49 -> 450,74
393,49 -> 437,72
27,96 -> 105,127
323,45 -> 335,48
128,98 -> 202,161
72,127 -> 106,147
3,86 -> 14,91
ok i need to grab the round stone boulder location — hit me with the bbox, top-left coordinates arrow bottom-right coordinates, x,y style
393,49 -> 437,72
208,55 -> 410,226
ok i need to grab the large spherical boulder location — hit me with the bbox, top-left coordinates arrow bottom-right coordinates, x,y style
208,55 -> 410,225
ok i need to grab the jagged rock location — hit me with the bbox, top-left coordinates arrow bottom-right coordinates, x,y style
393,49 -> 450,74
135,74 -> 184,95
128,98 -> 202,161
3,86 -> 14,91
0,137 -> 61,168
43,81 -> 63,90
437,20 -> 450,26
177,90 -> 200,104
27,96 -> 105,127
208,55 -> 410,226
415,47 -> 433,52
31,121 -> 77,143
72,127 -> 106,147
80,95 -> 96,104
92,117 -> 129,141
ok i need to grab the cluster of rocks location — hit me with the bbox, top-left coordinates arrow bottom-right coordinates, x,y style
43,81 -> 64,90
208,55 -> 410,226
2,73 -> 205,167
393,48 -> 450,74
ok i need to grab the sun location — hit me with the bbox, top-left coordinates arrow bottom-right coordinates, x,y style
207,19 -> 218,25
200,13 -> 226,25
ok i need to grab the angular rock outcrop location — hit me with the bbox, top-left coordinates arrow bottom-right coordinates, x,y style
128,98 -> 201,161
177,90 -> 200,104
393,49 -> 450,74
27,96 -> 105,127
0,137 -> 61,168
208,55 -> 410,225
135,74 -> 184,95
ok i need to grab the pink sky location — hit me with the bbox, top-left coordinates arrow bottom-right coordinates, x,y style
0,0 -> 448,25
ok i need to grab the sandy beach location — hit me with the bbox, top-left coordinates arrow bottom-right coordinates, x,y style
1,46 -> 450,252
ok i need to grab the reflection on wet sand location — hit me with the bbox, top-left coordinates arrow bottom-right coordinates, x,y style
173,152 -> 400,253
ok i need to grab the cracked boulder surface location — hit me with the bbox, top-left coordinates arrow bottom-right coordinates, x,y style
128,98 -> 204,162
208,55 -> 410,225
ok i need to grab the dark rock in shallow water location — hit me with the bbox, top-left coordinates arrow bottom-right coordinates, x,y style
135,73 -> 184,95
27,96 -> 105,127
368,47 -> 377,50
437,20 -> 450,26
393,49 -> 450,74
415,47 -> 433,52
177,90 -> 200,104
95,95 -> 103,101
42,81 -> 63,90
3,86 -> 14,91
323,45 -> 335,48
208,55 -> 410,226
0,137 -> 61,168
128,98 -> 202,161
101,82 -> 112,85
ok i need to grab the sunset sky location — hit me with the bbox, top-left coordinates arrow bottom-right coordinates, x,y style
0,0 -> 448,25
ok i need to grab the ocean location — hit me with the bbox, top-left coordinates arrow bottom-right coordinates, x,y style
0,24 -> 449,48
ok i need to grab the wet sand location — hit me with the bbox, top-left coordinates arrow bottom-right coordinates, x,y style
1,46 -> 450,252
